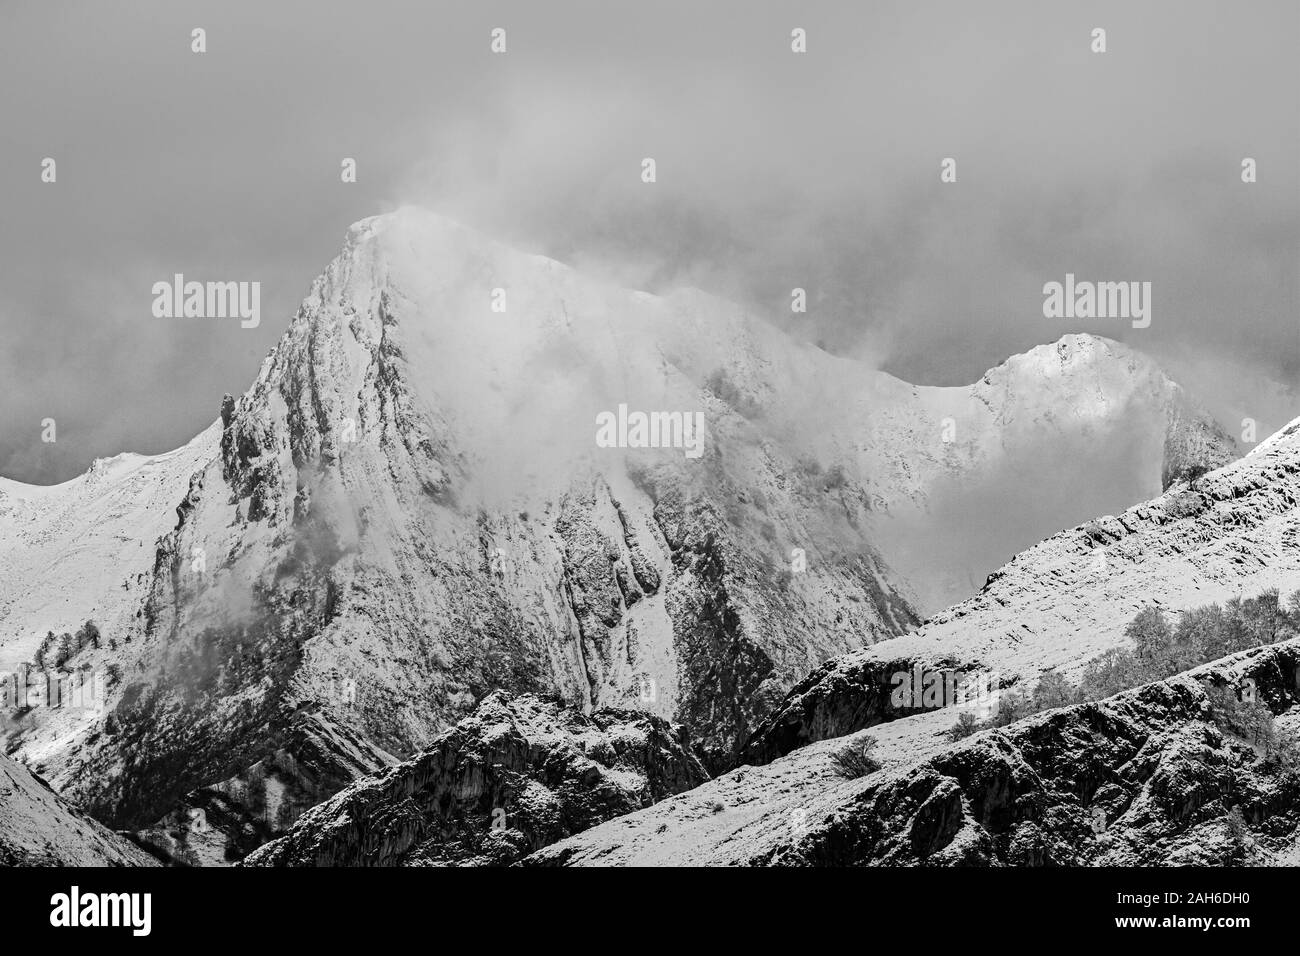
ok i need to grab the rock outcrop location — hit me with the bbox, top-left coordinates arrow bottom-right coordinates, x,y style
242,691 -> 707,866
530,638 -> 1300,866
126,707 -> 398,866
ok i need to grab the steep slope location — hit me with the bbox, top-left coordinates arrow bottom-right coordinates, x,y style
0,431 -> 218,676
522,415 -> 1300,866
126,707 -> 398,866
242,691 -> 706,867
742,412 -> 1300,766
0,752 -> 157,866
0,209 -> 1234,852
529,637 -> 1300,866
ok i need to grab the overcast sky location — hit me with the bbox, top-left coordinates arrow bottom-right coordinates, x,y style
1,0 -> 1296,484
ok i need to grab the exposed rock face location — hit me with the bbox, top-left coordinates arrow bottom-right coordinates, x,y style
242,692 -> 707,866
739,653 -> 951,767
0,210 -> 1236,859
528,639 -> 1300,866
1161,392 -> 1238,489
27,212 -> 916,834
741,413 -> 1300,766
0,752 -> 157,866
126,708 -> 398,866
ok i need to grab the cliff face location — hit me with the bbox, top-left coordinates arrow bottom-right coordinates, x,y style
242,692 -> 707,867
125,709 -> 399,867
0,210 -> 1235,858
34,211 -> 917,837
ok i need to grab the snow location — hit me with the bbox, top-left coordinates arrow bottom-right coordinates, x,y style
0,751 -> 157,865
306,210 -> 1223,616
0,207 -> 1252,833
0,424 -> 220,672
526,418 -> 1300,865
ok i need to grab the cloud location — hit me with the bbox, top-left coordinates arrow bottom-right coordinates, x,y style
0,0 -> 1295,484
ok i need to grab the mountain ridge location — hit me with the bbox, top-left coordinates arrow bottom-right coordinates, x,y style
0,209 -> 1238,859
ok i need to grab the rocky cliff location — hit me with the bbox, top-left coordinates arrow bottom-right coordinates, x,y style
521,415 -> 1300,866
242,691 -> 706,866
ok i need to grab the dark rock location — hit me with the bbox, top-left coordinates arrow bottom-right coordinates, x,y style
242,692 -> 707,866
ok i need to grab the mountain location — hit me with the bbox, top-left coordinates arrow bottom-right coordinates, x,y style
519,416 -> 1300,866
859,332 -> 1238,613
0,209 -> 1234,856
242,691 -> 706,867
0,751 -> 157,866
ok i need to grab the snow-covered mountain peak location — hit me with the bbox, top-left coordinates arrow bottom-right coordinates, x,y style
0,208 -> 1244,850
980,333 -> 1166,408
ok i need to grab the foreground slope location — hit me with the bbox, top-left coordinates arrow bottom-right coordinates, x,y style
530,638 -> 1300,866
742,412 -> 1300,765
0,752 -> 157,866
242,692 -> 706,866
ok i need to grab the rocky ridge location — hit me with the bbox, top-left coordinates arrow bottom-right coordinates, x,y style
530,636 -> 1300,866
242,691 -> 706,866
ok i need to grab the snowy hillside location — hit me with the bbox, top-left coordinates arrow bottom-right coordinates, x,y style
0,751 -> 157,866
743,410 -> 1300,766
523,416 -> 1300,867
0,428 -> 218,674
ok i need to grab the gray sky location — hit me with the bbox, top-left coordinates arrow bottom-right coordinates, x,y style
1,0 -> 1297,484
